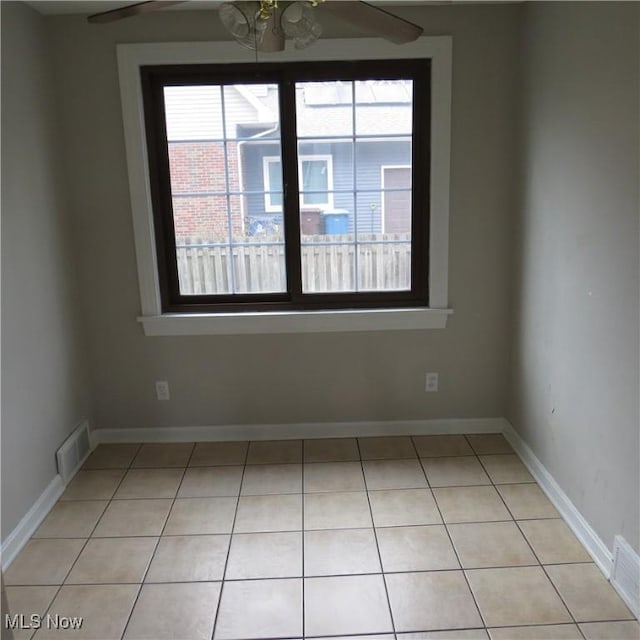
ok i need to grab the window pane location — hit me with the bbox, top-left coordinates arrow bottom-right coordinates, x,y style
223,84 -> 281,140
164,84 -> 286,295
295,79 -> 414,294
356,190 -> 411,292
354,80 -> 413,136
296,81 -> 354,138
300,158 -> 330,206
357,242 -> 411,291
301,194 -> 355,293
355,138 -> 412,190
266,159 -> 283,209
173,196 -> 232,295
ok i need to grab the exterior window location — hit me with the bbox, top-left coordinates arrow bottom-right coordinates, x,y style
141,59 -> 430,312
264,155 -> 333,212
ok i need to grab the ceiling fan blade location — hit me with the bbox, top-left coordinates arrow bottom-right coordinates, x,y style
321,1 -> 423,45
87,1 -> 187,24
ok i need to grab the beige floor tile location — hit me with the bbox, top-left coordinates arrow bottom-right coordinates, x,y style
33,502 -> 107,539
363,459 -> 428,490
225,531 -> 302,579
92,499 -> 172,537
421,457 -> 491,487
518,519 -> 592,564
189,441 -> 248,466
358,437 -> 416,460
164,497 -> 236,535
377,525 -> 459,572
132,443 -> 194,468
214,578 -> 302,639
177,466 -> 243,498
246,440 -> 302,464
519,519 -> 591,564
303,438 -> 360,462
489,625 -> 582,639
466,566 -> 572,627
412,435 -> 474,458
124,582 -> 220,640
241,463 -> 302,495
234,494 -> 302,532
400,631 -> 489,639
479,454 -> 534,484
82,444 -> 140,470
447,521 -> 537,568
34,584 -> 139,639
497,484 -> 559,519
5,539 -> 85,586
386,571 -> 483,632
114,468 -> 183,499
579,621 -> 640,640
304,461 -> 365,493
369,489 -> 441,527
433,486 -> 511,523
304,528 -> 381,576
546,563 -> 635,622
65,537 -> 156,584
466,434 -> 513,455
305,575 -> 393,636
145,535 -> 229,582
60,470 -> 125,501
5,586 -> 59,640
304,492 -> 372,530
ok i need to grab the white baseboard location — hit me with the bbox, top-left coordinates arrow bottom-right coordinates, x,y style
612,535 -> 640,619
91,417 -> 505,444
501,421 -> 614,577
1,475 -> 65,572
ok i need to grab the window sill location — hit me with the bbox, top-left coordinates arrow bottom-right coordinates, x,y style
138,307 -> 453,336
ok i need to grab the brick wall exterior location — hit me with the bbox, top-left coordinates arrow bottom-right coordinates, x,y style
168,141 -> 244,242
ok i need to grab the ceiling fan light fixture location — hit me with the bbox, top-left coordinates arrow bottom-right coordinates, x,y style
219,2 -> 253,38
219,1 -> 278,51
281,2 -> 322,49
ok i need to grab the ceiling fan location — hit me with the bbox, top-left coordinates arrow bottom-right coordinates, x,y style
87,1 -> 424,52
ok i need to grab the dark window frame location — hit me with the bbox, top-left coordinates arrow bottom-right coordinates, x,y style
141,59 -> 431,314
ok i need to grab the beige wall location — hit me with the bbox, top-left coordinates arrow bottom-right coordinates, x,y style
47,5 -> 520,430
3,0 -> 638,563
509,2 -> 639,553
1,2 -> 92,538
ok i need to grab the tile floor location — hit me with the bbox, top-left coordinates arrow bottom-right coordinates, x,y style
4,434 -> 638,640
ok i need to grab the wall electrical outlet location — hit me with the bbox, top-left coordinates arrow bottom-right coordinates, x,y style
155,380 -> 170,401
425,372 -> 439,392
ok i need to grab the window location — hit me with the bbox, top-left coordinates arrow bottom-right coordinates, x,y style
117,37 -> 452,334
264,155 -> 334,212
141,59 -> 430,312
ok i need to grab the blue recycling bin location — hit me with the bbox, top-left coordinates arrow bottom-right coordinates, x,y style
322,210 -> 349,235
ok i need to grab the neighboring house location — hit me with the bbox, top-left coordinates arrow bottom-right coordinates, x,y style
166,81 -> 413,241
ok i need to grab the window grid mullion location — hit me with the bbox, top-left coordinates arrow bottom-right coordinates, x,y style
279,77 -> 303,300
219,85 -> 238,295
351,80 -> 359,293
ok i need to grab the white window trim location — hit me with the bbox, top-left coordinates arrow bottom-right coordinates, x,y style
263,154 -> 334,212
117,36 -> 453,336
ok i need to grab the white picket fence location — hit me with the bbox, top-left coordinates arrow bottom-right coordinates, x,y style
176,234 -> 411,294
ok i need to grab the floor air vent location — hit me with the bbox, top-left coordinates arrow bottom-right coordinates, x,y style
56,420 -> 91,483
612,534 -> 640,618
